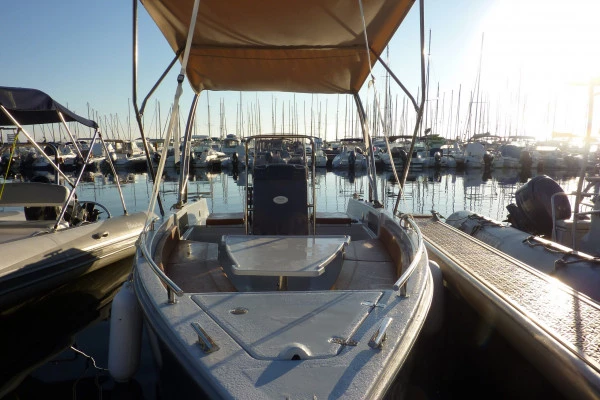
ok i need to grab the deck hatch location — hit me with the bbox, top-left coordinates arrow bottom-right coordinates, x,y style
192,291 -> 382,360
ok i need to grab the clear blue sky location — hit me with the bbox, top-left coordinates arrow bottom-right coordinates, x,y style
3,0 -> 599,142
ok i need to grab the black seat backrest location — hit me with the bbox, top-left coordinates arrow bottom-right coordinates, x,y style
252,164 -> 308,235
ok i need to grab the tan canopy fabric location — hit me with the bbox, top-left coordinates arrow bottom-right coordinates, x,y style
141,0 -> 415,94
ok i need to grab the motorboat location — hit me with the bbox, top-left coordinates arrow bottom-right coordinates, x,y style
193,147 -> 230,169
105,139 -> 148,170
113,0 -> 442,398
31,142 -> 78,171
331,147 -> 368,170
0,86 -> 149,316
309,149 -> 328,168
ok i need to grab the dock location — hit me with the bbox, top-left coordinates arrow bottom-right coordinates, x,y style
412,214 -> 600,400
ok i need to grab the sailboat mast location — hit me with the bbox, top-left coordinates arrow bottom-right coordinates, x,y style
207,92 -> 211,137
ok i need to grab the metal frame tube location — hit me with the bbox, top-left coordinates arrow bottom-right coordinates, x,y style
395,0 -> 427,215
99,132 -> 129,215
0,105 -> 74,187
132,0 -> 165,217
244,134 -> 317,234
53,129 -> 102,230
353,94 -> 379,204
177,93 -> 200,206
573,80 -> 598,249
57,111 -> 85,159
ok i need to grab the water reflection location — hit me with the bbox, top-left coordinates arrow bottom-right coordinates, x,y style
6,167 -> 583,226
2,258 -> 133,397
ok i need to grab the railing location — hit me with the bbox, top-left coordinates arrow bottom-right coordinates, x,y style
138,218 -> 184,304
392,213 -> 426,296
551,188 -> 600,249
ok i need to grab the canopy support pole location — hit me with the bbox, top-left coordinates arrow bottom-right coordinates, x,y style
0,105 -> 74,187
369,49 -> 419,114
177,93 -> 200,207
132,0 -> 165,216
394,0 -> 427,215
57,112 -> 85,159
354,93 -> 379,205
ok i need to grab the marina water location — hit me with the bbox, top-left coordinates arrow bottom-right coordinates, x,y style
4,167 -> 579,399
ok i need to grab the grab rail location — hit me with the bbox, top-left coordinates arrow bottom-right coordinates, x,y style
138,219 -> 184,303
551,190 -> 598,249
392,213 -> 425,296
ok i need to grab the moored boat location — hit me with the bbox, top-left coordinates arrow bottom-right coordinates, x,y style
414,80 -> 600,399
115,0 -> 443,398
0,86 -> 149,316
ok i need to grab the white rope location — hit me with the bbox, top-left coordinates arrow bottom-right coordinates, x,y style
358,0 -> 402,200
145,0 -> 201,222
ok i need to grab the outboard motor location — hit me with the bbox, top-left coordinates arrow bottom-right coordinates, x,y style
506,175 -> 571,236
348,150 -> 356,171
520,150 -> 533,170
433,152 -> 442,168
232,151 -> 239,171
483,151 -> 494,169
397,148 -> 408,170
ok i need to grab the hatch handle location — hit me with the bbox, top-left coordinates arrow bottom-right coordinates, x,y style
191,322 -> 219,354
368,317 -> 392,349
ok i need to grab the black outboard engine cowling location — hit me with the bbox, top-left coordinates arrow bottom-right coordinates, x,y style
506,175 -> 571,236
483,151 -> 494,169
520,150 -> 533,169
434,152 -> 442,168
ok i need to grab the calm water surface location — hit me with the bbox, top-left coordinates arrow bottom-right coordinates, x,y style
70,167 -> 582,222
5,166 -> 579,399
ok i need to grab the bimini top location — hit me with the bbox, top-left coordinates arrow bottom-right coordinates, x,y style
141,0 -> 415,94
0,86 -> 98,129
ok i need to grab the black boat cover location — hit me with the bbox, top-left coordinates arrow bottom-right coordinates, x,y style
0,86 -> 98,129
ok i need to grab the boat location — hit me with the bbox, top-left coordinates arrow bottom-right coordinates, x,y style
31,142 -> 78,171
105,139 -> 148,170
120,0 -> 441,398
309,148 -> 329,168
413,79 -> 600,399
332,146 -> 368,170
0,86 -> 149,316
443,173 -> 600,301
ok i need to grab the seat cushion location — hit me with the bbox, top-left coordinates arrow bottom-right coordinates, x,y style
206,212 -> 245,226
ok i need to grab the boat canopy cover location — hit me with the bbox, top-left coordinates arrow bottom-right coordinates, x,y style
141,0 -> 415,94
0,86 -> 98,129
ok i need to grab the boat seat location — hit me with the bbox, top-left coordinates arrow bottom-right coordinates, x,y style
252,164 -> 308,235
166,240 -> 236,293
344,238 -> 393,262
312,212 -> 354,225
337,215 -> 403,289
334,260 -> 397,290
154,225 -> 180,272
206,212 -> 245,226
0,182 -> 69,207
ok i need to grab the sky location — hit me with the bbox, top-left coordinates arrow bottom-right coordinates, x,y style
2,0 -> 600,144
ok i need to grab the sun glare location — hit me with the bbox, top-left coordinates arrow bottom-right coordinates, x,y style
475,0 -> 600,139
